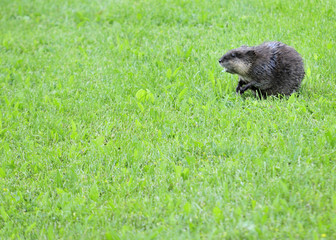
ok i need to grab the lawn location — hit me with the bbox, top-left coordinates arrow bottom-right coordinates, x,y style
0,0 -> 335,239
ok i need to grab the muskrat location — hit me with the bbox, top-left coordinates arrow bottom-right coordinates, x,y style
218,41 -> 305,98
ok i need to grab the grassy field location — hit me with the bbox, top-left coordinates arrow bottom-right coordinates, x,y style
1,0 -> 336,239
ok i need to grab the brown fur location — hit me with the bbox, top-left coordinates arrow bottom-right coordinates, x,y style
219,42 -> 305,98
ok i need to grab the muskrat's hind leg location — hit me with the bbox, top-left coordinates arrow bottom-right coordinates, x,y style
254,88 -> 264,99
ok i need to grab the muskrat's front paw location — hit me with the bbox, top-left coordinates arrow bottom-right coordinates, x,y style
236,87 -> 245,94
236,86 -> 242,93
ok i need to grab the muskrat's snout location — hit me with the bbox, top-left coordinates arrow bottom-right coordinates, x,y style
218,55 -> 226,64
219,55 -> 230,71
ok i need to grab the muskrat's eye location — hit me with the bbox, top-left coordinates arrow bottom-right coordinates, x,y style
231,53 -> 236,58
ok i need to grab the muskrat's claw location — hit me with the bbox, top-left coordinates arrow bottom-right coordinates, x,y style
235,86 -> 241,93
236,86 -> 245,94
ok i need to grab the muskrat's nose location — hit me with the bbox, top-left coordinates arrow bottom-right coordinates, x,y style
219,59 -> 223,63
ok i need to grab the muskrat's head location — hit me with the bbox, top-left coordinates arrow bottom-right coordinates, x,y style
219,47 -> 256,76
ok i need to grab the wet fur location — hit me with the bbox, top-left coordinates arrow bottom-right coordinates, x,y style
219,42 -> 305,98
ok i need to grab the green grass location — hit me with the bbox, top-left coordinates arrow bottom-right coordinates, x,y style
1,0 -> 336,239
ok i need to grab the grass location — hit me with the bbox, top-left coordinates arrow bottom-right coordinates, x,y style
0,0 -> 336,239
